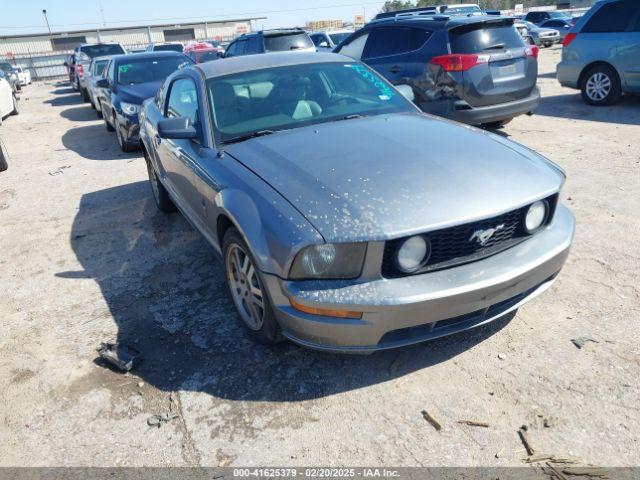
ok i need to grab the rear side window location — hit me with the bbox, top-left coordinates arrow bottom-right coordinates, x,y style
364,27 -> 431,58
582,0 -> 640,33
449,21 -> 524,53
81,44 -> 125,58
264,33 -> 313,51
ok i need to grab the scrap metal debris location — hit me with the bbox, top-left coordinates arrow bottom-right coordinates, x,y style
48,165 -> 71,176
458,420 -> 489,428
421,410 -> 442,431
97,342 -> 141,372
147,413 -> 178,428
571,336 -> 599,349
518,425 -> 535,456
561,467 -> 608,478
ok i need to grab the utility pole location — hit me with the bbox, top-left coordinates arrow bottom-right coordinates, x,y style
98,0 -> 106,27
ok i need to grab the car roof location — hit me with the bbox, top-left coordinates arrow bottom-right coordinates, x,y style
368,14 -> 513,29
111,51 -> 187,63
197,51 -> 355,78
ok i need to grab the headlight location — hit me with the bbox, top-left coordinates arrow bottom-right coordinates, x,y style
525,200 -> 548,233
396,235 -> 431,273
289,243 -> 367,280
120,102 -> 140,115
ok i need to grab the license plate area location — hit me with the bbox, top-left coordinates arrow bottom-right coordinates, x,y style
490,58 -> 525,81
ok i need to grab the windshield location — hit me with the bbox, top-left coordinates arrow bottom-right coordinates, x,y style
194,51 -> 220,63
154,44 -> 184,52
207,62 -> 414,144
264,32 -> 314,51
328,32 -> 353,45
549,11 -> 570,19
117,57 -> 191,85
450,21 -> 524,53
81,44 -> 125,58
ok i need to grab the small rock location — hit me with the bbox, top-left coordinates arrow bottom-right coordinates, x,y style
137,382 -> 144,388
497,353 -> 506,360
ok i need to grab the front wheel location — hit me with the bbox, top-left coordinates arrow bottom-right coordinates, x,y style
223,228 -> 282,344
10,95 -> 19,115
103,105 -> 114,131
0,141 -> 8,172
581,65 -> 621,106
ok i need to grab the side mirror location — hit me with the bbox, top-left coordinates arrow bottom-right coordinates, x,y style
96,78 -> 109,88
158,117 -> 197,140
395,84 -> 415,103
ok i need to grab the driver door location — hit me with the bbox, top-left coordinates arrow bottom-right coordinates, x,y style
157,76 -> 206,223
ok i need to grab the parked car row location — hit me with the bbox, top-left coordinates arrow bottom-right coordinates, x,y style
0,70 -> 20,172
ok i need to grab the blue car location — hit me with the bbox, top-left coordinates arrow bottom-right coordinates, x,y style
557,0 -> 640,106
96,51 -> 193,151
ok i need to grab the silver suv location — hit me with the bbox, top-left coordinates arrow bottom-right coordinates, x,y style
557,0 -> 640,105
74,43 -> 126,102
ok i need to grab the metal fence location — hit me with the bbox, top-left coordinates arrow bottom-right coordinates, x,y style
0,35 -> 238,82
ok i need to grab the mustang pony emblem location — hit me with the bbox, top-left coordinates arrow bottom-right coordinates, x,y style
469,224 -> 505,246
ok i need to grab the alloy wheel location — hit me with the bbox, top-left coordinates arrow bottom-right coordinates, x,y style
585,72 -> 611,102
225,243 -> 265,330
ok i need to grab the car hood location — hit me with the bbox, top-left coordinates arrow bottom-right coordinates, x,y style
225,113 -> 565,243
117,81 -> 163,104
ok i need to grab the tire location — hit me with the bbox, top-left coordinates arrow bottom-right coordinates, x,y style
10,95 -> 19,116
581,64 -> 621,106
115,123 -> 136,152
103,105 -> 114,131
96,107 -> 103,119
223,228 -> 282,345
0,141 -> 8,172
145,154 -> 176,213
482,118 -> 513,129
81,88 -> 90,102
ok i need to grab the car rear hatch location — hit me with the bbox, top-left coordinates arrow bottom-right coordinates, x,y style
447,18 -> 538,108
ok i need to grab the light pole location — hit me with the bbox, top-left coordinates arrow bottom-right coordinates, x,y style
42,9 -> 53,42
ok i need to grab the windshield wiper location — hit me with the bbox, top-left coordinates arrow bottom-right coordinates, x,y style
482,43 -> 506,51
223,130 -> 275,145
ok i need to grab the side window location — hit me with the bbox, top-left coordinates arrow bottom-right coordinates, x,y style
165,78 -> 200,134
363,27 -> 431,59
236,40 -> 248,55
246,36 -> 261,54
225,42 -> 237,57
583,0 -> 639,33
336,32 -> 369,60
107,61 -> 115,82
310,34 -> 321,46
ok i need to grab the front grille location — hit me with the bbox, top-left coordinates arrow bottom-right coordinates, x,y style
382,195 -> 557,278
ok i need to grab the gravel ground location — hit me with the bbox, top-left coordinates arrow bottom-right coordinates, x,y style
1,45 -> 639,468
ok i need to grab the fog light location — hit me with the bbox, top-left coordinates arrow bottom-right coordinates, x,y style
525,201 -> 547,233
396,235 -> 430,273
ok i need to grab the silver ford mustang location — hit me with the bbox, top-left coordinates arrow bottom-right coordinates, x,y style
139,52 -> 575,353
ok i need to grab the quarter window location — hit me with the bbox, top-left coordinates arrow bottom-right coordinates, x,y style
583,0 -> 639,33
166,78 -> 199,131
336,33 -> 369,60
364,27 -> 431,59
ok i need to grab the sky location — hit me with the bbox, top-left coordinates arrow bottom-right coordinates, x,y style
0,0 -> 388,35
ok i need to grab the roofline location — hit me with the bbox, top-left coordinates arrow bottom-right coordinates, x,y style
0,17 -> 266,40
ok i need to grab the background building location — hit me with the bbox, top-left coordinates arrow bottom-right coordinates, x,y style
0,18 -> 263,80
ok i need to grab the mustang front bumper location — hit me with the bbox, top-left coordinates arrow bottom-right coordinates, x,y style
263,205 -> 575,353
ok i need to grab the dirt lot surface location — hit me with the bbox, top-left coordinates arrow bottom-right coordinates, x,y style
1,46 -> 639,468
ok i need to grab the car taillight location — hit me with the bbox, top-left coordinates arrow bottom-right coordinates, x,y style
563,33 -> 577,47
76,64 -> 84,78
429,54 -> 488,72
525,45 -> 539,59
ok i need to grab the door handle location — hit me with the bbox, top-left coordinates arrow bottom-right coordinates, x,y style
389,66 -> 402,74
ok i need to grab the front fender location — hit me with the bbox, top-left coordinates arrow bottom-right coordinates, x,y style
214,186 -> 324,278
